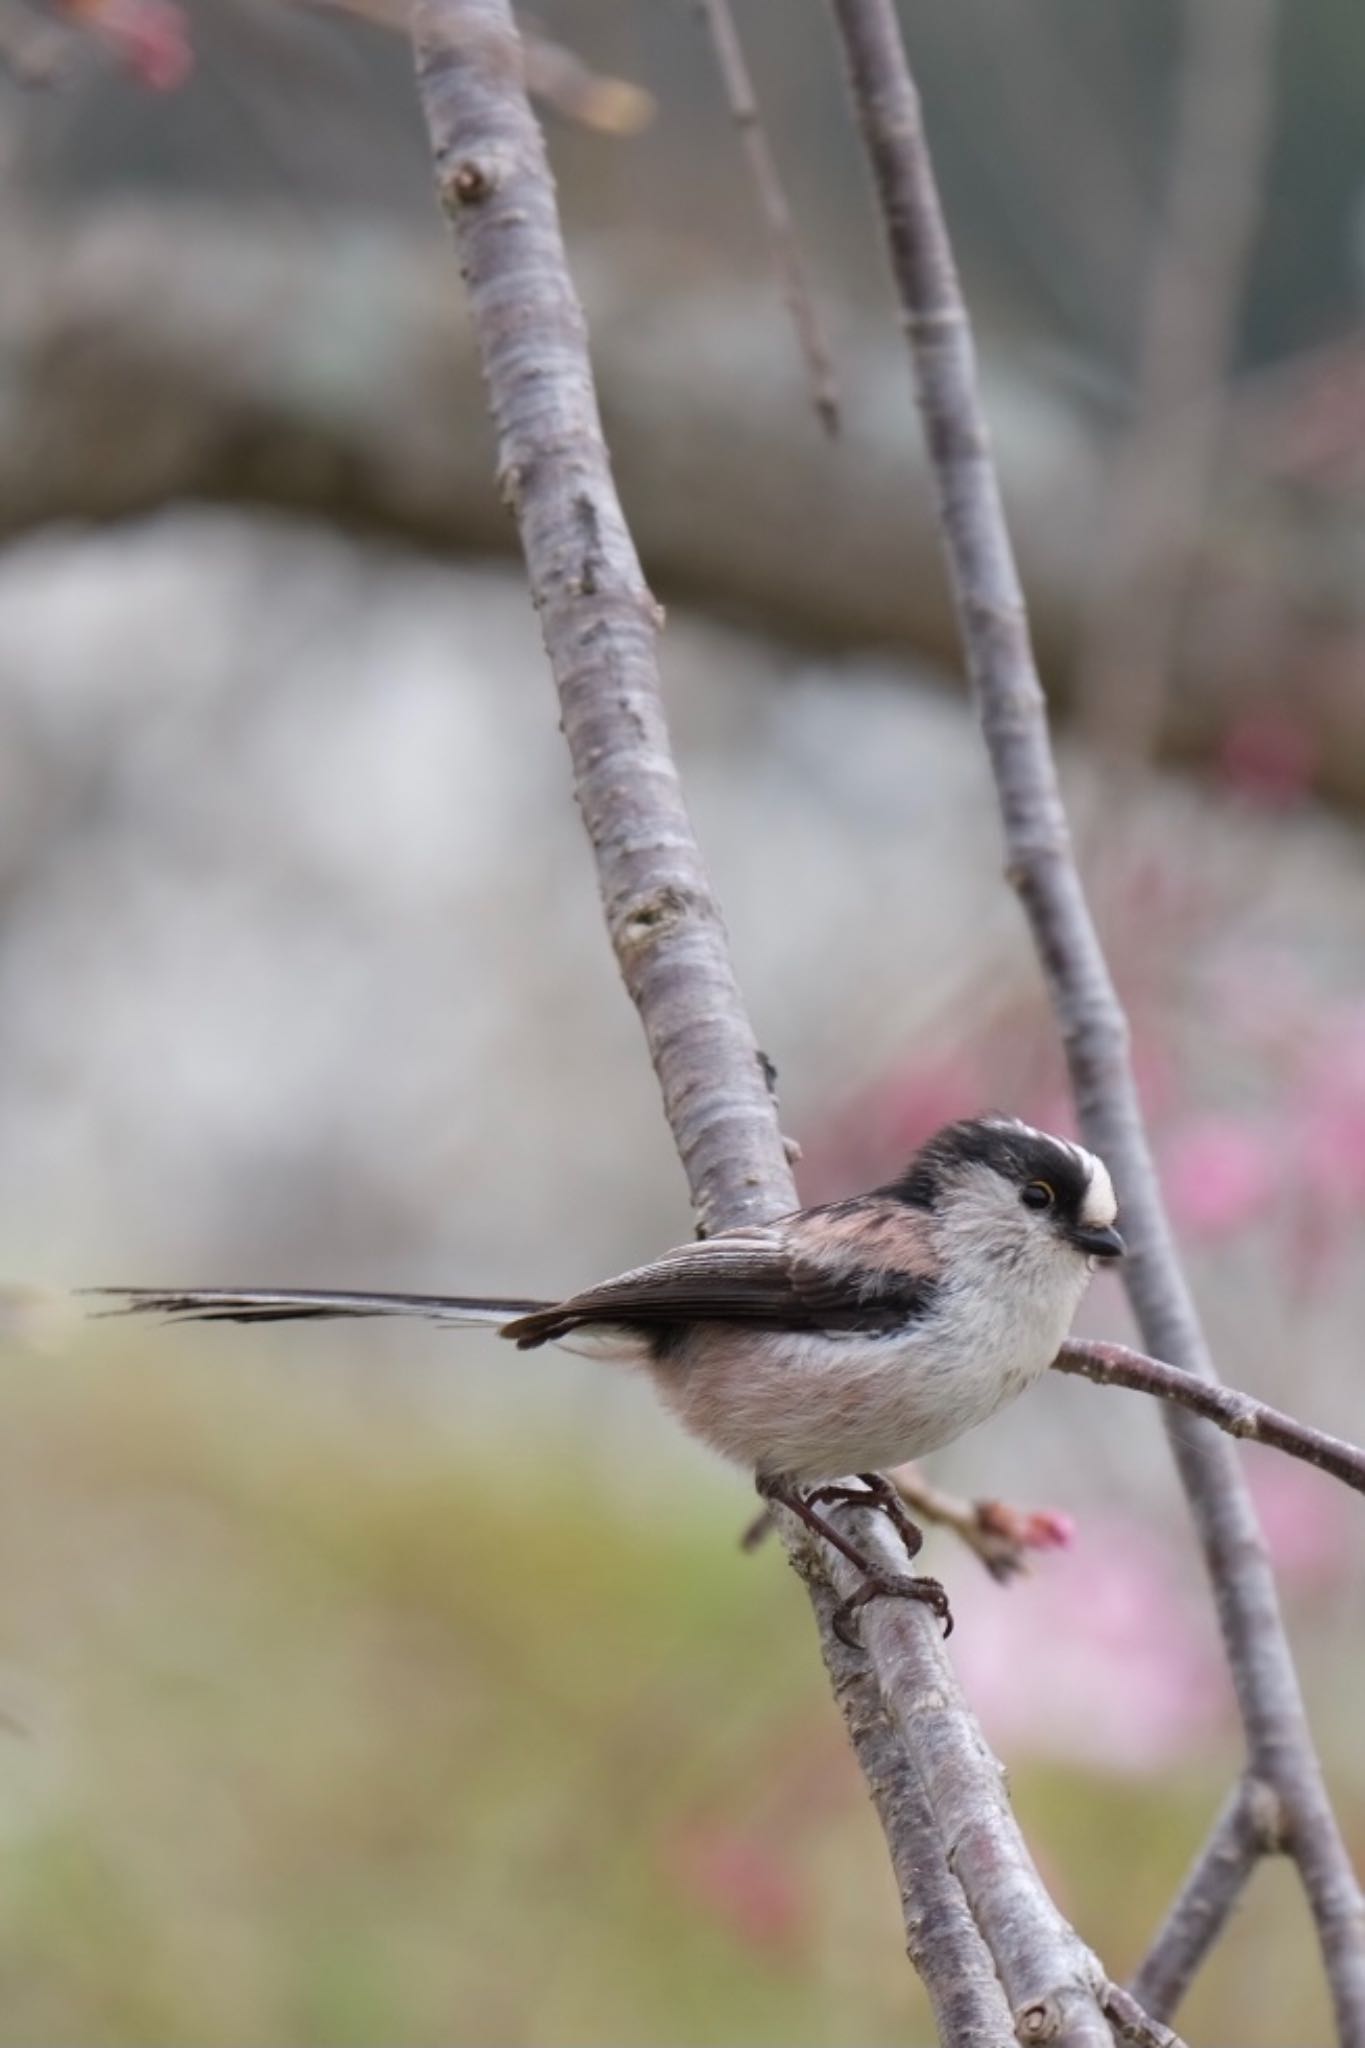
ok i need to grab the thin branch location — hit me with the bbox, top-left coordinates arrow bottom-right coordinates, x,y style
743,1468 -> 1073,1580
886,1465 -> 1073,1581
825,0 -> 1365,2038
1130,1777 -> 1283,2023
694,0 -> 840,435
299,0 -> 655,133
1055,1341 -> 1365,1499
1101,1982 -> 1189,2048
1076,0 -> 1277,772
409,6 -> 1098,2038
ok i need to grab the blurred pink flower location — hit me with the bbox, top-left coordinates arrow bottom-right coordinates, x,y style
61,0 -> 192,88
1207,949 -> 1315,1060
1162,1115 -> 1277,1242
667,1820 -> 803,1953
1218,710 -> 1316,807
1245,1452 -> 1355,1595
975,1499 -> 1076,1554
1292,1010 -> 1365,1209
952,1515 -> 1230,1774
799,1051 -> 979,1199
874,1053 -> 981,1154
1127,1030 -> 1179,1125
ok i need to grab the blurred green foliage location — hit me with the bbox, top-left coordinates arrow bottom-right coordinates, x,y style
0,1339 -> 1355,2044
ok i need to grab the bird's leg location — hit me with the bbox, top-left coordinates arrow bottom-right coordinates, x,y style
755,1474 -> 953,1647
742,1471 -> 924,1556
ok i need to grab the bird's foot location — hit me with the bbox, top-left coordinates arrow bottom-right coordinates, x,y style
754,1473 -> 953,1647
832,1568 -> 953,1649
804,1474 -> 925,1562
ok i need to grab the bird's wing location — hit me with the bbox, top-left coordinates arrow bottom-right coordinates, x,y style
503,1203 -> 938,1348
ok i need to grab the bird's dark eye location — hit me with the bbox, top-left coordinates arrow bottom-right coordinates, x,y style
1021,1180 -> 1055,1211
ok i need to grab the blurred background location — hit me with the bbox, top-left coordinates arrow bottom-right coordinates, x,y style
0,0 -> 1361,2040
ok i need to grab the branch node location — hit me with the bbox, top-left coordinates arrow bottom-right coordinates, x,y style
1245,1774 -> 1288,1853
1014,1994 -> 1062,2043
444,157 -> 496,207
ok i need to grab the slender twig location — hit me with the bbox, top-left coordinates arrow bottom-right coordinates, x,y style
742,1468 -> 1072,1579
298,0 -> 655,133
886,1466 -> 1072,1580
409,6 -> 1107,2038
1130,1777 -> 1283,2023
825,0 -> 1365,2037
1102,1981 -> 1190,2048
694,0 -> 840,435
1076,0 -> 1277,772
1056,1341 -> 1365,1498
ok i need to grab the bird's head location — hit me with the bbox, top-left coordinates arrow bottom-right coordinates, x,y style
893,1115 -> 1124,1270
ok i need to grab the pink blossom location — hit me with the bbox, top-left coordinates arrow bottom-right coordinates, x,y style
60,0 -> 192,89
1218,710 -> 1316,807
1162,1115 -> 1277,1242
873,1053 -> 982,1154
952,1516 -> 1230,1774
1245,1452 -> 1355,1594
667,1821 -> 803,1952
976,1499 -> 1076,1553
798,1052 -> 979,1200
1292,1011 -> 1365,1209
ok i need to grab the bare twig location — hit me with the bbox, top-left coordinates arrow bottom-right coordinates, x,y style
1056,1341 -> 1365,1499
742,1468 -> 1072,1580
1076,0 -> 1277,771
826,0 -> 1365,2036
409,6 -> 1110,2037
886,1466 -> 1072,1580
694,0 -> 840,435
1101,1982 -> 1189,2048
1130,1777 -> 1283,2023
300,0 -> 654,133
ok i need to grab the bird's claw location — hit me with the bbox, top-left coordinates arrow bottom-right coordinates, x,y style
832,1569 -> 953,1649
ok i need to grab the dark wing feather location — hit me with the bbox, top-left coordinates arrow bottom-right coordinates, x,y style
503,1208 -> 937,1349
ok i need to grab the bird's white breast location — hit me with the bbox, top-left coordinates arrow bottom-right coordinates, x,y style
651,1240 -> 1091,1482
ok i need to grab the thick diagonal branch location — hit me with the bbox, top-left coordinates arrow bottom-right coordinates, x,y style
409,4 -> 1100,2038
826,0 -> 1365,2036
795,1500 -> 1166,2048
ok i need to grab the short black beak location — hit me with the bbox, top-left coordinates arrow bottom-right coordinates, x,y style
1070,1223 -> 1125,1261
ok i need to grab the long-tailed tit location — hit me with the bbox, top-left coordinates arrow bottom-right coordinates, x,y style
98,1116 -> 1123,1641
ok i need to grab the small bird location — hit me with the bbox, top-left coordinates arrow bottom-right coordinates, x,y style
97,1116 -> 1122,1642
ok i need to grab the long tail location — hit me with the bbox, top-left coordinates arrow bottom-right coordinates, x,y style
86,1288 -> 553,1328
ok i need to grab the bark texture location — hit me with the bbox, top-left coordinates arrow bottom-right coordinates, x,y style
410,5 -> 1127,2040
826,0 -> 1365,2037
